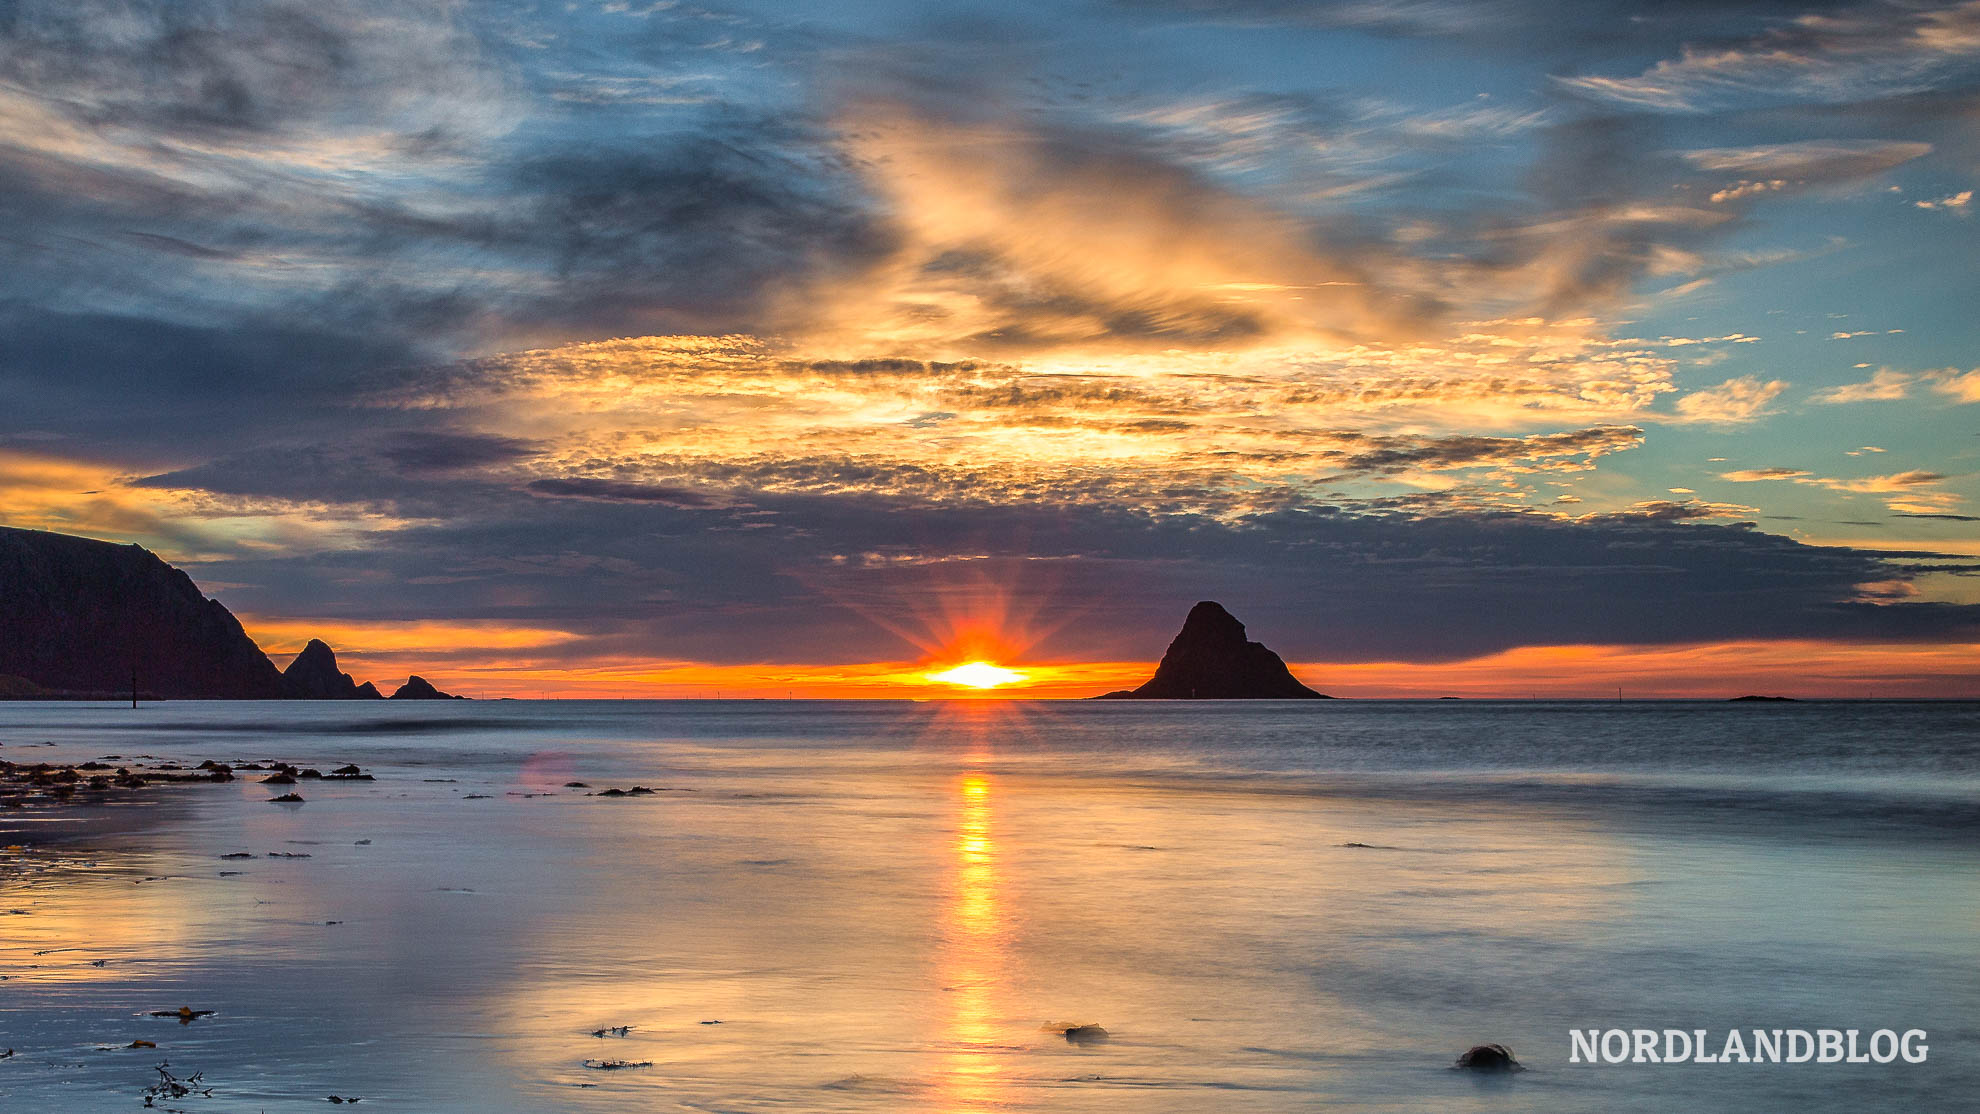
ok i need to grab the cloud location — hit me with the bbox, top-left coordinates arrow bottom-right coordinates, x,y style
1683,139 -> 1934,178
810,95 -> 1428,355
1932,368 -> 1980,402
1720,463 -> 1965,515
380,433 -> 542,474
1558,1 -> 1980,111
1811,368 -> 1916,403
1672,375 -> 1789,423
525,478 -> 721,507
1915,188 -> 1974,208
1683,139 -> 1933,202
1811,366 -> 1980,403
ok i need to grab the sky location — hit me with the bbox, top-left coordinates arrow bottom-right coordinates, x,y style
1,0 -> 1977,698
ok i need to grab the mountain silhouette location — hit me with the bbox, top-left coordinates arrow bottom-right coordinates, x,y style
0,525 -> 289,698
1095,601 -> 1328,699
0,526 -> 467,700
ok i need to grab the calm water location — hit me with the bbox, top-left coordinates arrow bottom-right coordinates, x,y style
2,700 -> 1977,1111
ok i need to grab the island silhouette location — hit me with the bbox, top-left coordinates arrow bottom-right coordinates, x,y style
1095,601 -> 1329,699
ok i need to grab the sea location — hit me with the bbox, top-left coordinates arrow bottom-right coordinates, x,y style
1,699 -> 1977,1112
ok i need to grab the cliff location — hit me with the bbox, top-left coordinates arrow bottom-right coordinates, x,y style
0,525 -> 290,698
1095,601 -> 1329,699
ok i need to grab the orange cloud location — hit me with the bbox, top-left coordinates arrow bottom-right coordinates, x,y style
812,100 -> 1416,356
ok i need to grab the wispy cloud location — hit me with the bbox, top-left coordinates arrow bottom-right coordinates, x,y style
1811,368 -> 1915,403
1558,1 -> 1980,111
1721,463 -> 1965,515
1915,188 -> 1974,209
1811,367 -> 1980,403
1671,375 -> 1789,424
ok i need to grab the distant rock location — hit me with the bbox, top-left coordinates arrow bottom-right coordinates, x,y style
282,640 -> 383,700
1730,694 -> 1796,702
1094,601 -> 1329,699
1453,1043 -> 1522,1072
391,675 -> 464,700
0,526 -> 289,698
355,680 -> 384,699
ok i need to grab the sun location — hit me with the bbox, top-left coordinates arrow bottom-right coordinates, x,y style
927,661 -> 1027,690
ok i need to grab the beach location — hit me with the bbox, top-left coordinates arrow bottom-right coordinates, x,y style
2,699 -> 1977,1111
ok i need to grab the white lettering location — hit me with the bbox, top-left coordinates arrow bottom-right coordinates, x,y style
1562,1026 -> 1927,1065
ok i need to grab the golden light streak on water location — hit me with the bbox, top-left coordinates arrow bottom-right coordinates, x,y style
937,768 -> 1008,1111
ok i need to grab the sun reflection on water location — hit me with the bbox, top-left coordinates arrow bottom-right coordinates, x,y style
939,768 -> 1008,1110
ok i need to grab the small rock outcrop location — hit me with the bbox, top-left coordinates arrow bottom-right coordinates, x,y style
1095,601 -> 1328,699
391,675 -> 463,700
282,640 -> 382,700
1453,1043 -> 1522,1072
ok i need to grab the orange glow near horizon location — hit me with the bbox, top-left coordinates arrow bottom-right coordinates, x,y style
232,637 -> 1980,700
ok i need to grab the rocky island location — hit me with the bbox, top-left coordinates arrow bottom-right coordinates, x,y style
1095,601 -> 1329,699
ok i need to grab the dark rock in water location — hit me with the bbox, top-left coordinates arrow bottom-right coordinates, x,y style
332,764 -> 362,776
1730,694 -> 1796,702
1453,1044 -> 1522,1072
391,674 -> 464,700
283,640 -> 383,700
354,681 -> 383,699
1093,601 -> 1328,700
262,772 -> 296,784
1063,1025 -> 1110,1046
0,526 -> 289,698
268,792 -> 305,803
